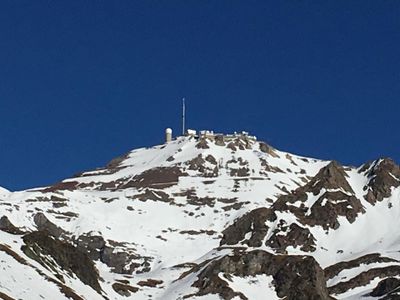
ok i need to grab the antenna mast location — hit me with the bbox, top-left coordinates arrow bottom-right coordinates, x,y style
182,97 -> 185,135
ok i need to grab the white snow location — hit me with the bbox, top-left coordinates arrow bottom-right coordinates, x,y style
0,135 -> 398,299
224,274 -> 282,300
0,186 -> 10,199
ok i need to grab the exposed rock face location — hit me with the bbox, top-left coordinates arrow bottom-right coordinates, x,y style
137,278 -> 163,287
220,208 -> 275,247
259,158 -> 284,174
191,249 -> 333,300
266,222 -> 316,252
0,216 -> 23,234
196,138 -> 210,149
0,241 -> 86,300
272,161 -> 364,232
370,277 -> 400,297
0,291 -> 15,300
215,135 -> 226,146
328,266 -> 400,295
33,212 -> 67,238
306,191 -> 364,229
105,152 -> 130,170
221,161 -> 370,254
132,188 -> 172,202
306,161 -> 354,194
100,245 -> 149,274
187,155 -> 206,171
76,233 -> 149,274
187,154 -> 219,177
364,158 -> 400,204
75,233 -> 106,261
41,181 -> 80,193
118,166 -> 187,189
237,161 -> 367,254
259,142 -> 275,155
112,282 -> 139,297
324,253 -> 398,280
21,231 -> 102,293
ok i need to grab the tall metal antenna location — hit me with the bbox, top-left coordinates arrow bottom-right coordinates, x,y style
182,97 -> 186,135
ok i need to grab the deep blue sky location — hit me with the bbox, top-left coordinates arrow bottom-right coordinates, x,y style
0,1 -> 399,190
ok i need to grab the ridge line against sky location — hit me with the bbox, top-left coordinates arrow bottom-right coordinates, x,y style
0,1 -> 399,190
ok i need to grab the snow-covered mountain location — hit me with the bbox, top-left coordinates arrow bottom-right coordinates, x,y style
1,131 -> 400,300
0,186 -> 10,199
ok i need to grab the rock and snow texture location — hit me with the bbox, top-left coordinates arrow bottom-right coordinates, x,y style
0,132 -> 399,299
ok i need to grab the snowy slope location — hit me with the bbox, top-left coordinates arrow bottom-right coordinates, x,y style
0,132 -> 399,300
0,186 -> 10,199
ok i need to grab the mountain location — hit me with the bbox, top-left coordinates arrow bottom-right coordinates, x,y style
1,131 -> 400,300
0,186 -> 10,199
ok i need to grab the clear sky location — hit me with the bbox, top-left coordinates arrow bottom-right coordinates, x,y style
0,1 -> 399,191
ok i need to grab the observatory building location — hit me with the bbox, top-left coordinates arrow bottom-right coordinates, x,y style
164,127 -> 256,143
163,99 -> 256,143
165,128 -> 172,143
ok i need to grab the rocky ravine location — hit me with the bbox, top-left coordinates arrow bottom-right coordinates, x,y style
0,132 -> 400,300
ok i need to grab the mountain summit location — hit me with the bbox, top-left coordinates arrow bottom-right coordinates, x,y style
1,130 -> 400,300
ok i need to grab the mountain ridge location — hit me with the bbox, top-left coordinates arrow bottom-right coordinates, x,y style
0,131 -> 399,300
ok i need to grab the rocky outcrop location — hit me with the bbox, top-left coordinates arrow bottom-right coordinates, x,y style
21,231 -> 102,293
370,277 -> 400,297
215,135 -> 226,146
221,205 -> 316,253
266,222 -> 316,252
220,208 -> 276,247
306,191 -> 364,229
112,282 -> 139,296
221,161 -> 363,253
75,233 -> 106,261
75,233 -> 150,274
189,249 -> 333,300
100,244 -> 151,274
76,166 -> 188,191
306,161 -> 354,194
259,142 -> 278,157
0,291 -> 15,300
33,213 -> 66,238
196,138 -> 210,149
324,253 -> 398,280
259,158 -> 284,174
328,266 -> 400,295
272,161 -> 364,231
118,166 -> 187,189
186,154 -> 219,177
225,137 -> 253,151
210,160 -> 374,258
0,216 -> 24,234
41,181 -> 80,193
132,188 -> 172,202
0,242 -> 85,300
105,152 -> 130,171
364,158 -> 400,204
